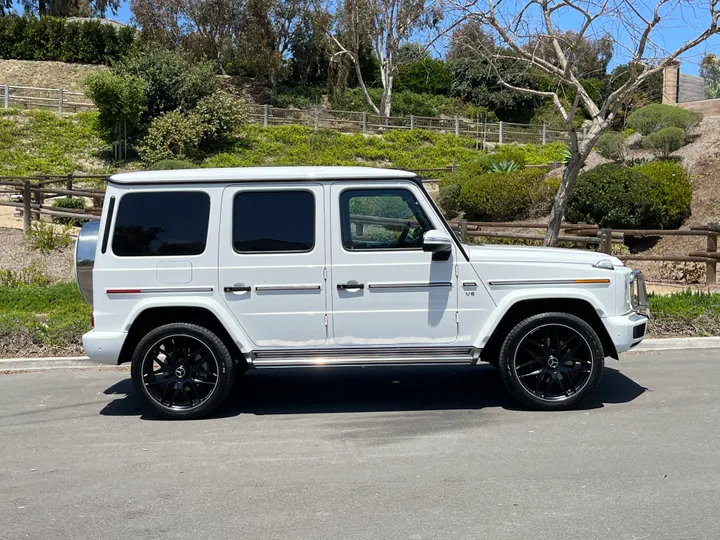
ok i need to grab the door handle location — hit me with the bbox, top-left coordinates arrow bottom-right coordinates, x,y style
224,286 -> 251,293
337,282 -> 365,291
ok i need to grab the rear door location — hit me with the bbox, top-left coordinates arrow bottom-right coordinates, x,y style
218,184 -> 327,348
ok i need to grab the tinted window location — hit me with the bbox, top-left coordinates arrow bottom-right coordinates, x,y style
340,189 -> 432,250
233,191 -> 315,252
112,192 -> 210,257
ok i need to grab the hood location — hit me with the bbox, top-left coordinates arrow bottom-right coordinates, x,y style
464,244 -> 623,267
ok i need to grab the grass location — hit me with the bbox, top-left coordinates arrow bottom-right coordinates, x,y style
0,284 -> 715,358
0,109 -> 112,176
0,283 -> 91,356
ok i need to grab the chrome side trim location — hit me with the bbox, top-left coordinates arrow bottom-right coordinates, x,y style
106,287 -> 214,294
487,278 -> 610,286
368,282 -> 453,289
462,281 -> 477,287
252,346 -> 477,367
255,284 -> 322,292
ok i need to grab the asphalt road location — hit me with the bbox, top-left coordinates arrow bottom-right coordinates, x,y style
1,350 -> 720,540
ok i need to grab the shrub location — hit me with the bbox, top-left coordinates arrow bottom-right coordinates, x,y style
51,197 -> 88,227
490,159 -> 521,173
643,127 -> 686,158
83,71 -> 147,134
138,111 -> 205,163
627,104 -> 702,135
595,132 -> 626,162
438,182 -> 462,219
147,160 -> 196,170
0,261 -> 51,287
194,92 -> 248,148
441,168 -> 556,221
565,164 -> 663,228
632,160 -> 692,228
113,49 -> 218,127
492,146 -> 528,168
26,221 -> 71,253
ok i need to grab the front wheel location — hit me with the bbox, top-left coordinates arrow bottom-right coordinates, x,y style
131,323 -> 236,420
498,312 -> 604,410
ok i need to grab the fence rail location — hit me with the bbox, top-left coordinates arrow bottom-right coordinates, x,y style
1,83 -> 583,144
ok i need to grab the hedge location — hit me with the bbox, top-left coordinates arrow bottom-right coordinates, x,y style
0,15 -> 136,65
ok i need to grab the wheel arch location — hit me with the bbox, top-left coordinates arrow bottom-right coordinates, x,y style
118,305 -> 248,369
478,297 -> 618,364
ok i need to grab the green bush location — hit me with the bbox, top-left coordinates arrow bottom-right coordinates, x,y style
139,111 -> 204,163
26,221 -> 71,253
113,49 -> 218,127
627,104 -> 702,135
492,146 -> 528,168
194,92 -> 248,148
0,261 -> 51,287
83,71 -> 147,135
51,197 -> 88,227
632,160 -> 692,228
440,167 -> 556,221
643,127 -> 686,158
565,164 -> 663,228
0,15 -> 136,64
595,132 -> 627,162
147,159 -> 196,170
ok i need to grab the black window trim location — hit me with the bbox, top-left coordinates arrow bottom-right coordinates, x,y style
339,186 -> 435,254
232,188 -> 317,255
111,190 -> 211,258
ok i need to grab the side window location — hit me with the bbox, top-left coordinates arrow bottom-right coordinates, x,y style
112,191 -> 210,257
340,189 -> 432,251
233,191 -> 315,252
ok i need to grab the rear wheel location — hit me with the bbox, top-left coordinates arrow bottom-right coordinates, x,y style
131,323 -> 236,420
498,312 -> 604,410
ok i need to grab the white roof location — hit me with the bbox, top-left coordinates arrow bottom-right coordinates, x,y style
109,166 -> 418,185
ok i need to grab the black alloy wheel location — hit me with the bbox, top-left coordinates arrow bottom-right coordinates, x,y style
498,312 -> 604,410
131,323 -> 236,419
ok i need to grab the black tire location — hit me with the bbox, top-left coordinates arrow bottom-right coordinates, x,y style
131,323 -> 236,420
498,312 -> 604,410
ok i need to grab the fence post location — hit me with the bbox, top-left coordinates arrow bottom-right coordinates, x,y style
499,121 -> 503,144
707,225 -> 718,286
58,88 -> 64,113
542,123 -> 547,145
455,116 -> 460,136
599,228 -> 612,255
22,180 -> 32,231
362,111 -> 367,134
460,219 -> 468,243
3,84 -> 8,109
410,115 -> 415,130
33,183 -> 42,221
66,174 -> 73,198
263,104 -> 269,128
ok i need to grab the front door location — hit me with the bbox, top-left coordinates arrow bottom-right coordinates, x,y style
219,184 -> 327,348
329,183 -> 458,346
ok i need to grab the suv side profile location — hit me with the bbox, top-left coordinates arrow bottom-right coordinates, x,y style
76,166 -> 649,419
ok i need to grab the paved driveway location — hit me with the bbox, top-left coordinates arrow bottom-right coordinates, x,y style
1,349 -> 719,540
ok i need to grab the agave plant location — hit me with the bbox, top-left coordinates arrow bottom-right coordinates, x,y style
562,143 -> 573,165
490,159 -> 520,174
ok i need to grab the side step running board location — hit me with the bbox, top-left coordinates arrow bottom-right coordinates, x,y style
250,346 -> 479,367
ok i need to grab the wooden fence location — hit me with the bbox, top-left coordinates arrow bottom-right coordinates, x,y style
1,174 -> 717,286
1,83 -> 583,144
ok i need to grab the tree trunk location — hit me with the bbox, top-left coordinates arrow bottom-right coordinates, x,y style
379,77 -> 392,127
544,157 -> 583,247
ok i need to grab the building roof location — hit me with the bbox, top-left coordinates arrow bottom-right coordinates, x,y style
109,166 -> 418,185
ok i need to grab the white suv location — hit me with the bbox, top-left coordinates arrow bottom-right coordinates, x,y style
75,166 -> 649,419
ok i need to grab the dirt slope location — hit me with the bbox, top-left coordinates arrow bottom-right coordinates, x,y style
0,60 -> 106,91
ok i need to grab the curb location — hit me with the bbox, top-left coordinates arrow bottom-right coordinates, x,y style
0,337 -> 719,371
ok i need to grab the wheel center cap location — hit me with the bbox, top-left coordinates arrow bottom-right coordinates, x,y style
547,355 -> 559,369
175,366 -> 187,378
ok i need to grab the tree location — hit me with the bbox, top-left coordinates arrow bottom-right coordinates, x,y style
130,0 -> 240,72
700,53 -> 720,98
451,0 -> 720,246
320,0 -> 446,118
1,0 -> 13,16
20,0 -> 120,17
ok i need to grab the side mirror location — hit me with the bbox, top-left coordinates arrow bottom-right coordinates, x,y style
423,230 -> 453,260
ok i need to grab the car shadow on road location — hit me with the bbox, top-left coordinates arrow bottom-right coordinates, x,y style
99,364 -> 646,420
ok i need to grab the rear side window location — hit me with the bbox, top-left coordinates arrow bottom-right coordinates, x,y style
112,192 -> 210,257
233,191 -> 315,252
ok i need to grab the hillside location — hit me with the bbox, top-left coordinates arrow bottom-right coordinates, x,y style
0,59 -> 106,91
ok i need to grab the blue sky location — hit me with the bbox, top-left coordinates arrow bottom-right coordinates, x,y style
12,0 -> 720,75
